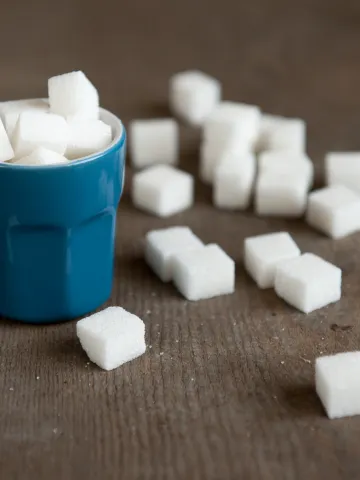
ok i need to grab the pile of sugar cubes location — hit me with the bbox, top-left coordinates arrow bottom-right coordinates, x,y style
0,71 -> 113,166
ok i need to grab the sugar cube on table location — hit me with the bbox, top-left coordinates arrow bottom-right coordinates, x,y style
169,70 -> 221,126
255,172 -> 308,217
325,152 -> 360,194
0,118 -> 14,162
244,232 -> 301,289
213,152 -> 256,209
145,226 -> 204,282
76,306 -> 146,371
129,118 -> 179,169
258,115 -> 305,152
48,71 -> 99,120
0,99 -> 49,139
12,111 -> 69,157
274,253 -> 341,313
306,185 -> 360,238
204,101 -> 261,146
200,135 -> 251,184
316,351 -> 360,419
13,147 -> 69,166
132,165 -> 193,217
172,244 -> 235,301
66,119 -> 112,159
258,151 -> 314,189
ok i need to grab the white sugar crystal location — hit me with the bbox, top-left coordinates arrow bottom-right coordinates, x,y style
325,152 -> 360,194
66,119 -> 112,159
132,165 -> 193,217
0,118 -> 14,162
76,306 -> 146,371
169,70 -> 221,125
172,244 -> 235,301
129,119 -> 179,169
274,253 -> 341,313
12,111 -> 69,157
13,147 -> 69,166
306,185 -> 360,238
258,151 -> 314,188
145,226 -> 204,282
244,232 -> 301,289
204,101 -> 261,146
316,352 -> 360,419
255,172 -> 308,217
0,99 -> 49,139
258,115 -> 305,152
48,71 -> 99,119
213,152 -> 256,209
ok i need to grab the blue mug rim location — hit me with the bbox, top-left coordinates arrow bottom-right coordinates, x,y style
0,104 -> 126,171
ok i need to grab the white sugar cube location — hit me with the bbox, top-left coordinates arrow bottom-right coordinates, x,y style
213,152 -> 256,209
66,119 -> 112,159
76,306 -> 146,371
0,118 -> 14,162
48,71 -> 99,119
325,152 -> 360,194
244,232 -> 301,289
274,253 -> 341,313
13,111 -> 69,157
145,227 -> 204,282
258,115 -> 305,152
200,136 -> 250,184
13,147 -> 69,166
204,101 -> 261,146
258,151 -> 314,188
129,119 -> 179,169
0,99 -> 49,139
255,172 -> 308,217
132,165 -> 193,217
306,185 -> 360,238
172,244 -> 235,301
316,352 -> 360,419
169,70 -> 221,125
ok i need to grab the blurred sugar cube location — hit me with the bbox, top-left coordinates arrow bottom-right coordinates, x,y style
129,118 -> 179,169
169,70 -> 221,125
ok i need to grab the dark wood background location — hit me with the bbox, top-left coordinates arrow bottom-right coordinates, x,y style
1,0 -> 360,478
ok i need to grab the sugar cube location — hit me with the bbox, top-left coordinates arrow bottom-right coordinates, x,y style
132,165 -> 193,217
0,118 -> 14,162
244,232 -> 301,289
129,118 -> 179,169
13,147 -> 69,166
274,253 -> 341,313
325,152 -> 360,194
48,71 -> 99,120
66,119 -> 112,159
145,227 -> 204,282
213,152 -> 256,209
258,115 -> 305,152
306,185 -> 360,238
316,352 -> 360,419
258,151 -> 314,188
200,135 -> 250,184
255,172 -> 308,217
169,70 -> 221,125
0,99 -> 49,139
76,306 -> 146,371
204,101 -> 261,146
172,244 -> 235,301
12,111 -> 69,157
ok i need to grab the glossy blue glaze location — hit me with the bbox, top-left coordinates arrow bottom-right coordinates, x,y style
0,108 -> 126,323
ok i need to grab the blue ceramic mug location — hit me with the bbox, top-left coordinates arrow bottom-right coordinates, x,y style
0,106 -> 126,323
